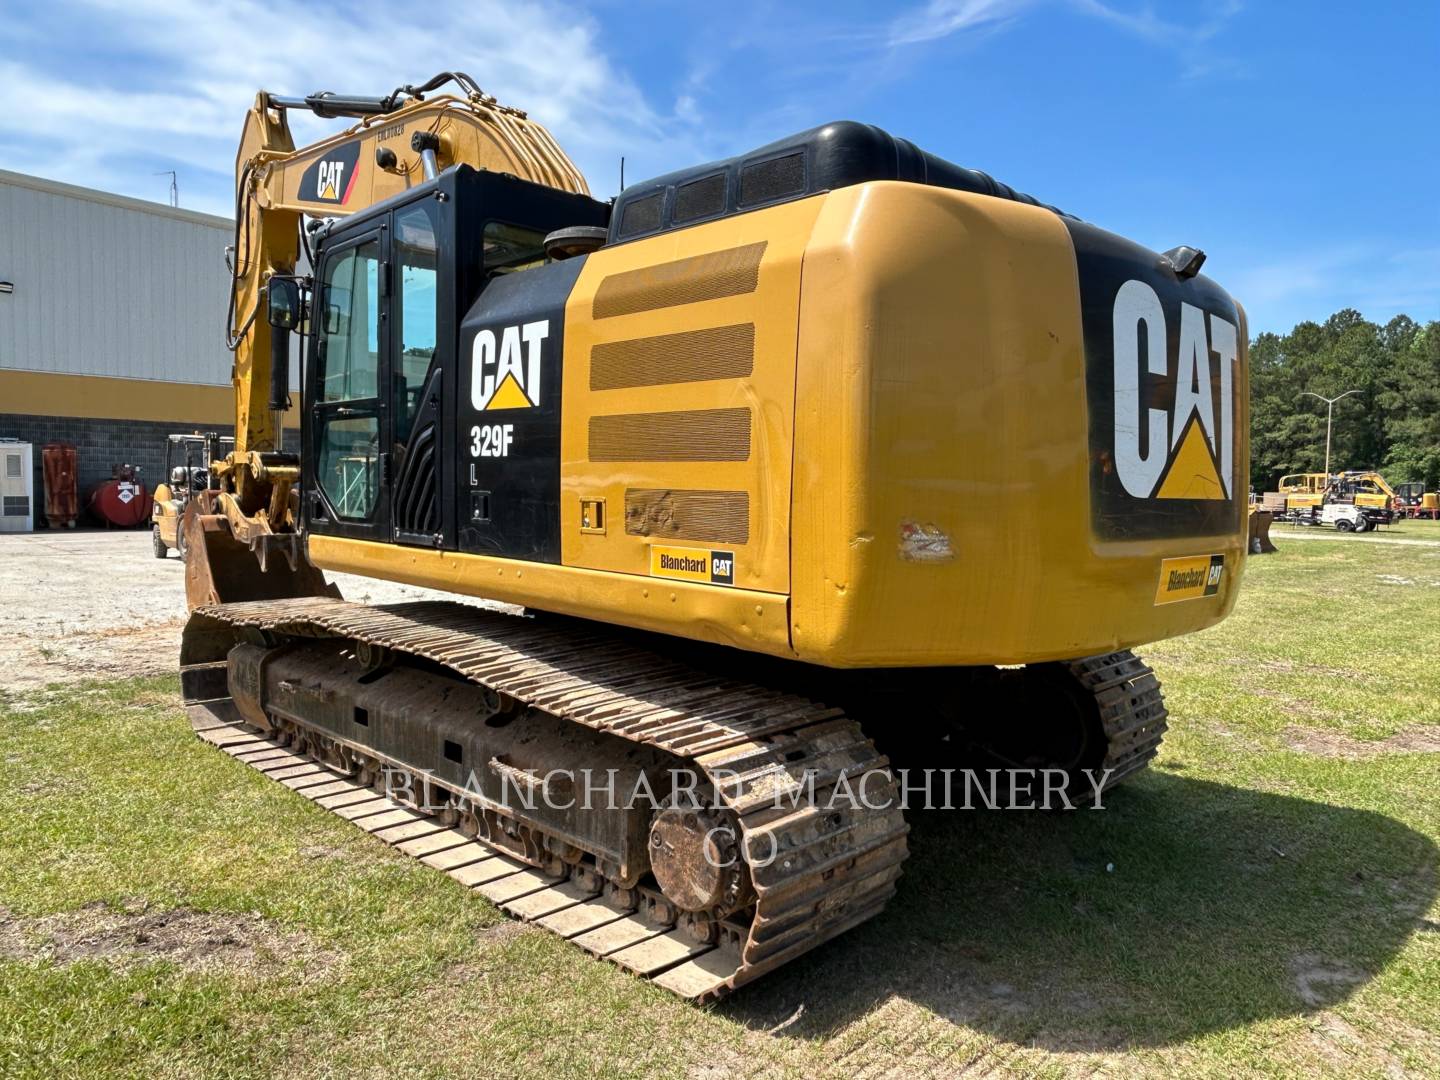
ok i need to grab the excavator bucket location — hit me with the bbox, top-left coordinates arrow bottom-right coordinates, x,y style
1248,507 -> 1277,554
181,503 -> 338,610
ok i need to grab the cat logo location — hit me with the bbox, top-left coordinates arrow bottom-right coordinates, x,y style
298,142 -> 361,206
471,320 -> 549,410
650,545 -> 736,586
1112,279 -> 1239,501
316,161 -> 345,201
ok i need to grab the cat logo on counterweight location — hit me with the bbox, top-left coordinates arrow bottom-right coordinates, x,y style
1112,279 -> 1238,502
1069,215 -> 1246,542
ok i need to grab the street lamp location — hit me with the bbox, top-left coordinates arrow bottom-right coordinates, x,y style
1300,389 -> 1361,479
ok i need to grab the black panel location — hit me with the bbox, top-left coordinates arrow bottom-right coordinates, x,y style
302,164 -> 609,553
608,120 -> 1072,244
455,256 -> 586,562
392,366 -> 442,542
673,173 -> 726,223
618,193 -> 664,238
1067,219 -> 1243,541
738,153 -> 805,207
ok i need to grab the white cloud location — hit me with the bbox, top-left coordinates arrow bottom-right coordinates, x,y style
1224,243 -> 1440,332
889,0 -> 1035,47
0,0 -> 703,215
1071,0 -> 1243,44
887,0 -> 1245,74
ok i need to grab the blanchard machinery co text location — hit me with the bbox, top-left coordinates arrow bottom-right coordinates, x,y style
383,765 -> 1119,815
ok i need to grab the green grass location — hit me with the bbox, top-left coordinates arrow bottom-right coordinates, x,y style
2,537 -> 1438,1078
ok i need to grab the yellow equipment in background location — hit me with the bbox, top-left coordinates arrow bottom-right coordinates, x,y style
1270,470 -> 1396,531
180,72 -> 1250,1001
1395,482 -> 1440,519
151,433 -> 232,559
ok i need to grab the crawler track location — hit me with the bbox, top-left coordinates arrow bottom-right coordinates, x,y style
1065,649 -> 1169,795
181,598 -> 1165,999
182,597 -> 909,1001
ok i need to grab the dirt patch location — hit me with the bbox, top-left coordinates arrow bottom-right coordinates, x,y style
1257,658 -> 1373,681
442,922 -> 539,981
297,844 -> 351,861
1289,954 -> 1368,1007
6,621 -> 187,693
0,902 -> 338,979
1283,724 -> 1440,759
1252,686 -> 1311,717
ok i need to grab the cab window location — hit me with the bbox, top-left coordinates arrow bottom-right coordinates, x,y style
319,240 -> 381,402
395,203 -> 439,444
483,221 -> 546,274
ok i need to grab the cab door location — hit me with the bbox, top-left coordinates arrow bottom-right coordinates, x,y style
387,199 -> 446,548
307,228 -> 390,541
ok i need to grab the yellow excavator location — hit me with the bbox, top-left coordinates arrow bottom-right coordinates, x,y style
1396,482 -> 1440,519
1270,470 -> 1396,531
181,71 -> 1250,1001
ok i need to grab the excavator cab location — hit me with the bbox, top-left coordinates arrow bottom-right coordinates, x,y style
296,165 -> 607,554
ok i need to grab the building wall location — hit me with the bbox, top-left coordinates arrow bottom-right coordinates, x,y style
0,169 -> 233,384
0,413 -> 297,526
0,170 -> 297,527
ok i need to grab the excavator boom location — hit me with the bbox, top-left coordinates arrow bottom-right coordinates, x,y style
186,72 -> 588,608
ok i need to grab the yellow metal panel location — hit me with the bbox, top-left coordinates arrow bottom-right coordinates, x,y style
560,198 -> 824,596
790,182 -> 1249,667
307,534 -> 793,656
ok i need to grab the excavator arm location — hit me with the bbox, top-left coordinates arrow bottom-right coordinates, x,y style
185,72 -> 588,607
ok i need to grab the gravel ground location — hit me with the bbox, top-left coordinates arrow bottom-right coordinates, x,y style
0,529 -> 502,691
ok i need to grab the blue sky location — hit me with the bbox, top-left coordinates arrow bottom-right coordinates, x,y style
1,0 -> 1435,333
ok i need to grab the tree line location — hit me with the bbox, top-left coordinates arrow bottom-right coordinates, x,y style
1248,310 -> 1440,493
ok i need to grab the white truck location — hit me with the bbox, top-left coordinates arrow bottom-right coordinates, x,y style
1318,503 -> 1372,533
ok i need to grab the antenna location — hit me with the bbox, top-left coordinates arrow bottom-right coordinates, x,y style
619,156 -> 625,194
154,170 -> 178,207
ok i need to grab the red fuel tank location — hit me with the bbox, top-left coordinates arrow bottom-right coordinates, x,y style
87,464 -> 153,527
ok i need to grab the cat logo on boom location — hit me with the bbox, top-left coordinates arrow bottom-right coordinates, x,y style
472,320 -> 549,410
298,141 -> 361,206
1111,279 -> 1239,502
316,161 -> 346,201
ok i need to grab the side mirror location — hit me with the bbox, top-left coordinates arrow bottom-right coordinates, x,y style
267,277 -> 301,330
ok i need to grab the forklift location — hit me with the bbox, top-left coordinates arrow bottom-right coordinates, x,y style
152,433 -> 233,559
